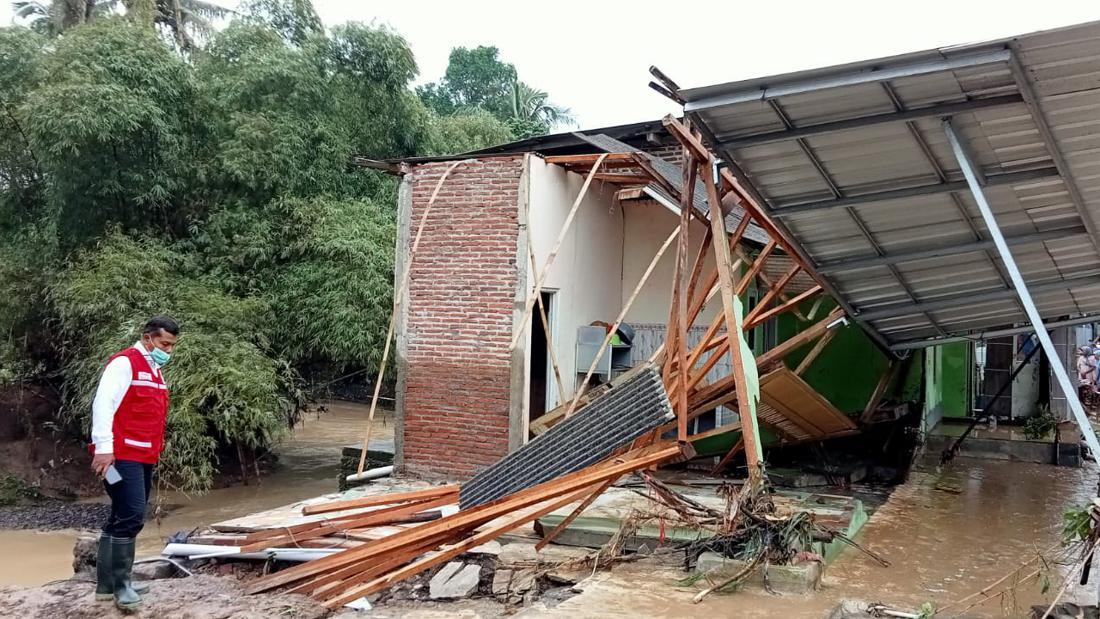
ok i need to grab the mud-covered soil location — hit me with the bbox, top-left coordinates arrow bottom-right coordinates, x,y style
0,574 -> 341,619
0,500 -> 109,530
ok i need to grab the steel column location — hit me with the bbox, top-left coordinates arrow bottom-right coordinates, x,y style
943,118 -> 1100,457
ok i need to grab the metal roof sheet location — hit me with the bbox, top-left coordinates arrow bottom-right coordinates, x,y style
678,20 -> 1100,349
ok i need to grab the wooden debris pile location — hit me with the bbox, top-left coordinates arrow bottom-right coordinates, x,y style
246,444 -> 680,608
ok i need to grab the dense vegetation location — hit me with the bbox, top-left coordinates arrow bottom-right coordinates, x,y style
0,0 -> 571,491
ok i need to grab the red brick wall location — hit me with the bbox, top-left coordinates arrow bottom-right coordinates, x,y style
399,156 -> 525,479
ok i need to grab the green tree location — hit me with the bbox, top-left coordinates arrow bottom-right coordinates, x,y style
430,109 -> 514,154
417,45 -> 516,118
21,18 -> 198,244
417,45 -> 572,141
12,1 -> 97,35
0,0 -> 540,491
241,0 -> 321,45
509,80 -> 575,139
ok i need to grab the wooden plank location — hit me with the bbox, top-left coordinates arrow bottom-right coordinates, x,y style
711,437 -> 745,475
860,361 -> 899,424
357,160 -> 466,473
511,154 -> 609,351
744,284 -> 822,330
688,421 -> 742,443
565,225 -> 679,419
761,369 -> 858,435
593,173 -> 651,183
290,528 -> 457,596
699,158 -> 763,475
240,495 -> 454,553
734,245 -> 808,322
534,477 -> 614,551
247,446 -> 680,594
675,152 -> 697,442
544,152 -> 635,165
734,240 -> 777,296
743,263 -> 801,327
760,372 -> 828,436
794,328 -> 837,377
302,485 -> 459,516
616,187 -> 647,201
321,486 -> 600,608
684,227 -> 713,326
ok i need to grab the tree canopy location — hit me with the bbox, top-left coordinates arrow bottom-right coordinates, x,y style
0,0 -> 576,491
418,45 -> 574,140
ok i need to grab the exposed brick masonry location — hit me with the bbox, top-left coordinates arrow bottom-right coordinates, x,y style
400,156 -> 525,479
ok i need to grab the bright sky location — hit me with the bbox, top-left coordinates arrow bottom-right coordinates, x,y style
4,1 -> 1099,128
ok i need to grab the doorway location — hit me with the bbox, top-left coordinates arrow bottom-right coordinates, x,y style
528,290 -> 557,422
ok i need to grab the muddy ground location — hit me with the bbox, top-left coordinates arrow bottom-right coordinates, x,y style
0,574 -> 351,619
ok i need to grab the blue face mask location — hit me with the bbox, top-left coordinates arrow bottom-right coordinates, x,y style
150,346 -> 171,366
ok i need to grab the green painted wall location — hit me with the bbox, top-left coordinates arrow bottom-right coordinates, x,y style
777,299 -> 891,415
923,345 -> 944,433
939,342 -> 970,418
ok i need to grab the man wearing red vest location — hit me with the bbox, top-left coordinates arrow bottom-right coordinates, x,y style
89,315 -> 179,611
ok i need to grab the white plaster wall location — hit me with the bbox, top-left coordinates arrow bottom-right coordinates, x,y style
526,157 -> 624,405
621,199 -> 718,326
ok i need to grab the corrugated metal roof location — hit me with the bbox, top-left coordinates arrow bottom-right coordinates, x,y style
678,21 -> 1100,349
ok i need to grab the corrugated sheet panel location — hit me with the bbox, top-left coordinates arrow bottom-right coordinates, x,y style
680,21 -> 1100,348
458,366 -> 673,509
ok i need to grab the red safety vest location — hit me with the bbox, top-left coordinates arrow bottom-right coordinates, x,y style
107,347 -> 170,464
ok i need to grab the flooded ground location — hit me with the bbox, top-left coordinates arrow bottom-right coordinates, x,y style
519,455 -> 1100,618
4,417 -> 1097,617
0,401 -> 390,587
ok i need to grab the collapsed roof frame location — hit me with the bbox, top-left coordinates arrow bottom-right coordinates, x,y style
649,21 -> 1100,454
527,118 -> 864,480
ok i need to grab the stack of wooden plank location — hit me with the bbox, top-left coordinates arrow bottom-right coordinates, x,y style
246,443 -> 682,609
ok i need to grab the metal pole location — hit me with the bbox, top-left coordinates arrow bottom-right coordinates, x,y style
943,118 -> 1100,457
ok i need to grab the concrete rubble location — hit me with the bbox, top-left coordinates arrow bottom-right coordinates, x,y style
428,561 -> 481,599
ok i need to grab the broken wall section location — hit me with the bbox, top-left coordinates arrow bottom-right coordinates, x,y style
396,156 -> 526,479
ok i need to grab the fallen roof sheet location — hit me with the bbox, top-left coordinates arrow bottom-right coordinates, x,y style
678,21 -> 1100,349
758,368 -> 859,443
459,366 -> 674,509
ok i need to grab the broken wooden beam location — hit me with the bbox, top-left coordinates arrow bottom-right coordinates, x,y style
302,485 -> 459,516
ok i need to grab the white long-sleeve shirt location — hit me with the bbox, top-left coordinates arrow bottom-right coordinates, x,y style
91,342 -> 161,455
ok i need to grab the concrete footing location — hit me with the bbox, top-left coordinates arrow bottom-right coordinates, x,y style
695,551 -> 822,594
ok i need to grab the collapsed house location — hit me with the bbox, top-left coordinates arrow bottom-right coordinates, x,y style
364,19 -> 1100,479
165,20 -> 1100,612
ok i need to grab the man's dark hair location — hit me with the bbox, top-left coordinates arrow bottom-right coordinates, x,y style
143,314 -> 180,336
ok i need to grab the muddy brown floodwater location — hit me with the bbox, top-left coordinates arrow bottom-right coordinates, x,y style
0,401 -> 390,588
520,455 -> 1100,619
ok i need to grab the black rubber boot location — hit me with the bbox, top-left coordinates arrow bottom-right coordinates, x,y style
94,532 -> 113,601
111,536 -> 142,612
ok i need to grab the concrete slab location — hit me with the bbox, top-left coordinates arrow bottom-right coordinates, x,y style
925,421 -> 1080,466
695,551 -> 822,594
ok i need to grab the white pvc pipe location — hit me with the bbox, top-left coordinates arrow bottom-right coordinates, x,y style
344,464 -> 394,483
161,543 -> 342,563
